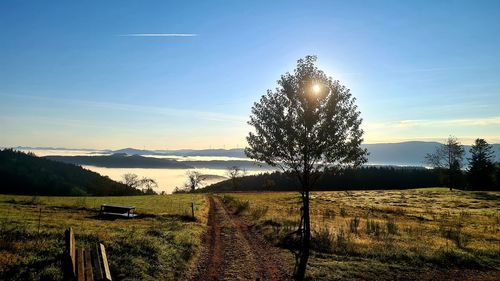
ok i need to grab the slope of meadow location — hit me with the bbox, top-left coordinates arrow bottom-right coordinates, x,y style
0,194 -> 207,281
224,188 -> 500,280
0,149 -> 142,196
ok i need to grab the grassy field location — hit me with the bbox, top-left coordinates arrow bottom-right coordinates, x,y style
224,188 -> 500,280
0,194 -> 208,281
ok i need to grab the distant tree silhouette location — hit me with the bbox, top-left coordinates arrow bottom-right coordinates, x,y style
139,177 -> 158,194
202,166 -> 440,192
496,163 -> 500,190
121,173 -> 158,194
185,171 -> 204,191
425,136 -> 465,190
122,173 -> 141,189
468,138 -> 496,190
226,166 -> 245,190
246,56 -> 367,280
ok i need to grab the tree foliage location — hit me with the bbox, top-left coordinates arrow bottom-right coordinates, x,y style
203,166 -> 440,192
185,171 -> 205,192
121,173 -> 158,194
425,136 -> 465,189
467,138 -> 496,189
246,56 -> 367,175
226,166 -> 246,189
245,55 -> 367,280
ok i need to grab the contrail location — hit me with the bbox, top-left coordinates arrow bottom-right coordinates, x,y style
120,33 -> 197,37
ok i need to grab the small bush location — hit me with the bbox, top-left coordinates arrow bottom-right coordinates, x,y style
349,216 -> 360,234
333,227 -> 354,255
234,200 -> 250,215
435,248 -> 482,268
439,219 -> 469,249
250,206 -> 269,220
311,226 -> 334,253
223,195 -> 250,215
340,207 -> 347,217
386,219 -> 398,235
366,219 -> 381,237
322,208 -> 336,220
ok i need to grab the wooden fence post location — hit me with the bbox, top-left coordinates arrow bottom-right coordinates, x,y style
64,227 -> 76,280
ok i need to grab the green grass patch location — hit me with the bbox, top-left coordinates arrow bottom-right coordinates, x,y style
0,194 -> 207,281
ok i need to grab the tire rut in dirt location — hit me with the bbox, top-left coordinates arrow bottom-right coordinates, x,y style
190,196 -> 291,280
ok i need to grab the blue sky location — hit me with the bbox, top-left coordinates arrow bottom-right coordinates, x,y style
1,0 -> 499,149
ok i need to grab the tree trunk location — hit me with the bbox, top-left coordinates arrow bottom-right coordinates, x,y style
294,190 -> 311,280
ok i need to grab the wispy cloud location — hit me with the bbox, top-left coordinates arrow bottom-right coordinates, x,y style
120,33 -> 197,37
365,117 -> 500,130
2,93 -> 245,124
396,66 -> 478,74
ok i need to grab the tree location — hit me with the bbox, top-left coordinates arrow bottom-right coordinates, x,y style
185,171 -> 205,192
122,173 -> 158,194
425,136 -> 465,190
496,163 -> 500,190
468,138 -> 496,190
226,166 -> 246,190
245,55 -> 368,280
139,177 -> 158,194
122,173 -> 140,189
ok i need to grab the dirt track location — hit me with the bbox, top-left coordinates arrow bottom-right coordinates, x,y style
189,196 -> 291,281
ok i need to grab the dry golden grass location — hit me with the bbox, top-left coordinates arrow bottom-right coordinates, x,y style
226,188 -> 500,280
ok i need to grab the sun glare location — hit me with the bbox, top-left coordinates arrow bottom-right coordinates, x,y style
312,84 -> 321,94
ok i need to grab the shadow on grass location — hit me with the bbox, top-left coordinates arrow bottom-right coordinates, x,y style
86,213 -> 197,222
470,192 -> 500,201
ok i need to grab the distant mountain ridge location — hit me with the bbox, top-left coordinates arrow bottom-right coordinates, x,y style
15,141 -> 500,166
108,142 -> 500,166
112,147 -> 247,158
46,154 -> 191,169
45,154 -> 270,170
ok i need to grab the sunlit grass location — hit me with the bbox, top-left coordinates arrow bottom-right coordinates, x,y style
225,188 -> 500,280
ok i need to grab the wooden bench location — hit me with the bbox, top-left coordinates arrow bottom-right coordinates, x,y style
99,204 -> 136,218
64,227 -> 112,281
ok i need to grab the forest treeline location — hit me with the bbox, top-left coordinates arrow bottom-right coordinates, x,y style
202,137 -> 500,193
0,149 -> 143,196
201,166 -> 442,192
202,165 -> 500,193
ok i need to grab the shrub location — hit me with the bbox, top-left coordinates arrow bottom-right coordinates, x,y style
386,219 -> 398,235
333,227 -> 354,255
250,206 -> 269,220
311,226 -> 334,253
223,195 -> 250,215
435,248 -> 482,268
340,207 -> 347,217
322,208 -> 336,220
439,219 -> 470,249
366,219 -> 381,237
349,216 -> 360,234
234,200 -> 250,215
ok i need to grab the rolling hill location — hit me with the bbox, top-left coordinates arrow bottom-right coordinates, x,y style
0,149 -> 142,196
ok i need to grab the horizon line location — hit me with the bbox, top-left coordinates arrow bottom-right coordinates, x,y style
5,139 -> 500,152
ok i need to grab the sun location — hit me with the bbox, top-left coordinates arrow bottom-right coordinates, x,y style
312,84 -> 321,94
